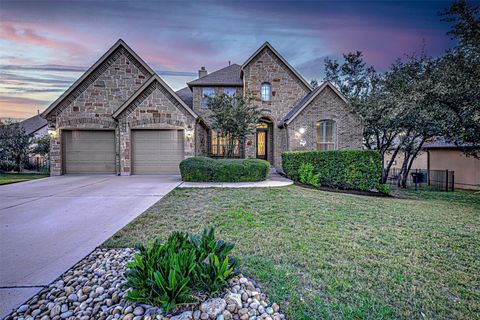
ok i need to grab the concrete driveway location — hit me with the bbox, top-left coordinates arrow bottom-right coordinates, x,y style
0,174 -> 181,318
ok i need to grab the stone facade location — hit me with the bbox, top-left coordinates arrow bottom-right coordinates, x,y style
116,80 -> 196,175
46,46 -> 151,175
44,40 -> 363,175
242,46 -> 310,167
287,86 -> 363,151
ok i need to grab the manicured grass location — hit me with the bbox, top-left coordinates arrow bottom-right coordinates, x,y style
104,186 -> 480,320
0,173 -> 48,185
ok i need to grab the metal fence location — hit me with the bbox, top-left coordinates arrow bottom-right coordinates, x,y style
386,168 -> 455,192
25,157 -> 50,173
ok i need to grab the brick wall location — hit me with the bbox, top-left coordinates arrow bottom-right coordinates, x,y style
287,86 -> 363,151
47,47 -> 151,175
116,80 -> 196,175
242,47 -> 310,168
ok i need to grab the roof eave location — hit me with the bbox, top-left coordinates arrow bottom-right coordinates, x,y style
241,41 -> 313,91
283,82 -> 349,126
41,39 -> 155,119
113,74 -> 198,120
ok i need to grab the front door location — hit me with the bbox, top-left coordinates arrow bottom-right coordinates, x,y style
256,128 -> 268,160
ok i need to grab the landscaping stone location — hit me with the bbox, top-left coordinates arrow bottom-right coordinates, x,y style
3,248 -> 286,320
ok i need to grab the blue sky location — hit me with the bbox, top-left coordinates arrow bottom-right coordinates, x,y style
0,0 -> 456,118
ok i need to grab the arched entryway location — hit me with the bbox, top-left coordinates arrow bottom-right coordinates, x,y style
256,118 -> 274,164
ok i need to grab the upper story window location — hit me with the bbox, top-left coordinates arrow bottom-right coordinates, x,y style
261,82 -> 271,101
316,120 -> 336,150
201,87 -> 215,108
224,87 -> 236,96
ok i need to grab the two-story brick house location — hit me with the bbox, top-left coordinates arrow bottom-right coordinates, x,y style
41,39 -> 362,175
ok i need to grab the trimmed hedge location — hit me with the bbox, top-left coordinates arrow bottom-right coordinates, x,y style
282,150 -> 383,191
180,157 -> 270,182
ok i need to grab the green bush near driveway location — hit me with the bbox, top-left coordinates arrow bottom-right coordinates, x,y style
180,156 -> 270,182
282,150 -> 384,191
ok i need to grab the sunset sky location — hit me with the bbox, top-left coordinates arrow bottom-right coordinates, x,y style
0,0 -> 455,119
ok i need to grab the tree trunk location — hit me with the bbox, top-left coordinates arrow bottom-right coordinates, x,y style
382,144 -> 401,183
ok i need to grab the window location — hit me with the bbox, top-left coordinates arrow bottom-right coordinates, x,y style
201,87 -> 215,108
211,130 -> 240,157
261,82 -> 271,101
224,87 -> 236,96
316,120 -> 336,150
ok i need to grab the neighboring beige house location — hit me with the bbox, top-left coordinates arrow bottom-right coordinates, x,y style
423,139 -> 480,190
41,39 -> 363,176
384,151 -> 428,171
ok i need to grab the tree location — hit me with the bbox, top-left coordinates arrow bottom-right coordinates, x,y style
206,94 -> 265,158
0,123 -> 31,171
32,135 -> 50,157
324,52 -> 403,182
310,79 -> 319,88
436,0 -> 480,157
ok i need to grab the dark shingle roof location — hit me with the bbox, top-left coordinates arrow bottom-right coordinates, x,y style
187,64 -> 242,87
20,115 -> 48,135
175,87 -> 193,109
423,137 -> 475,149
278,86 -> 322,127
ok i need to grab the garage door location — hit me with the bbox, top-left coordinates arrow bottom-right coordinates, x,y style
63,130 -> 115,174
132,130 -> 184,174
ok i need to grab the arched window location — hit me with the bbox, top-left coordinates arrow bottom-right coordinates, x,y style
316,120 -> 336,150
261,82 -> 271,101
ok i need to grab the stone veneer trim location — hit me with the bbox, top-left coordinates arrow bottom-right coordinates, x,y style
241,41 -> 313,91
41,39 -> 154,119
112,75 -> 198,119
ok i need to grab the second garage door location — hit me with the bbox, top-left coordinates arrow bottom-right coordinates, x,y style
132,130 -> 184,174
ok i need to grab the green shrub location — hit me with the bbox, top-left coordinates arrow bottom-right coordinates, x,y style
282,150 -> 382,191
180,156 -> 270,182
298,163 -> 321,187
189,228 -> 238,292
124,228 -> 237,311
376,183 -> 391,195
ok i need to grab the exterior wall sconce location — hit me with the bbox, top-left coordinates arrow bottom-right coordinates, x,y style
48,128 -> 58,138
299,127 -> 306,135
185,127 -> 194,139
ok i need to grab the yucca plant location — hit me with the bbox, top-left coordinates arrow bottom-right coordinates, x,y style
124,228 -> 238,311
190,228 -> 238,293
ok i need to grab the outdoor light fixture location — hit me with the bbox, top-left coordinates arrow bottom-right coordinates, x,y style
185,127 -> 193,139
299,127 -> 306,134
47,128 -> 57,137
300,139 -> 307,146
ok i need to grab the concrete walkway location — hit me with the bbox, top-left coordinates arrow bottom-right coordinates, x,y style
0,175 -> 181,318
179,172 -> 293,188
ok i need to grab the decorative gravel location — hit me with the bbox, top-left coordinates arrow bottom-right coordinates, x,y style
5,248 -> 286,320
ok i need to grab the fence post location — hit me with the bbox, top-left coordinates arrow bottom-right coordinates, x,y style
451,171 -> 455,192
445,169 -> 449,192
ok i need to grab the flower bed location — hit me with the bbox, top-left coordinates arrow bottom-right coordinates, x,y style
6,241 -> 285,320
180,157 -> 270,182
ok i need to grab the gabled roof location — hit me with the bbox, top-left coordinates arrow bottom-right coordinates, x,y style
41,39 -> 155,118
113,74 -> 198,119
175,87 -> 193,109
241,42 -> 312,91
187,64 -> 242,87
19,115 -> 48,135
278,81 -> 349,127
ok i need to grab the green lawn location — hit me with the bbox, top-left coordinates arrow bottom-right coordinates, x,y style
104,186 -> 480,320
0,173 -> 48,185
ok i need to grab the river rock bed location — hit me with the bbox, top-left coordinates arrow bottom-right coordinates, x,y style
5,248 -> 286,320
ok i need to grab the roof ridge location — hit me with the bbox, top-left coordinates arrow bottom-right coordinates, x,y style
41,39 -> 155,118
241,42 -> 312,91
